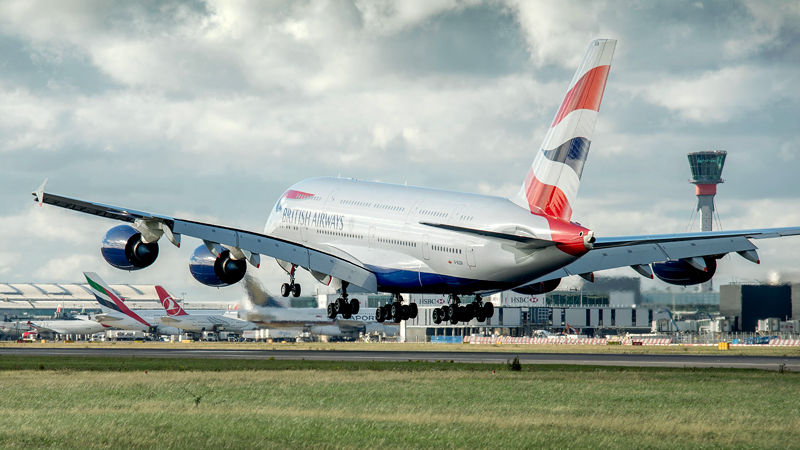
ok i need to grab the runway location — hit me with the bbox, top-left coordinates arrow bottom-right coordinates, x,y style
2,347 -> 798,370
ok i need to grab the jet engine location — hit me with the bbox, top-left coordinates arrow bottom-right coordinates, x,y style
101,224 -> 159,270
512,278 -> 561,295
652,257 -> 717,286
189,245 -> 247,287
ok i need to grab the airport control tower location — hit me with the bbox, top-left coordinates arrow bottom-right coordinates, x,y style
688,150 -> 727,292
688,150 -> 727,232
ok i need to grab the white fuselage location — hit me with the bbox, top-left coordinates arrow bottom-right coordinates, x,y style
30,317 -> 107,335
264,177 -> 589,294
160,314 -> 256,333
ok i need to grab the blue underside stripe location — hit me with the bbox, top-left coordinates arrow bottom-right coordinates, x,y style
365,265 -> 511,293
542,137 -> 591,178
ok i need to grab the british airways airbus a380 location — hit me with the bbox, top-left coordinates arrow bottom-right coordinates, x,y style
34,40 -> 800,326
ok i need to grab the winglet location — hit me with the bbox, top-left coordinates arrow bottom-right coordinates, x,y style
33,178 -> 48,207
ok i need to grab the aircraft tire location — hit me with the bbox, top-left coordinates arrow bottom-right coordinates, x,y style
375,307 -> 384,323
291,284 -> 301,297
336,298 -> 348,314
483,302 -> 494,319
441,305 -> 450,321
390,302 -> 401,319
409,303 -> 418,319
401,304 -> 410,320
280,283 -> 291,297
327,303 -> 337,319
432,308 -> 441,324
350,299 -> 360,315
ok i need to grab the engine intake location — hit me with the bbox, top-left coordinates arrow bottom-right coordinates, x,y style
189,245 -> 247,287
512,278 -> 561,295
101,225 -> 159,270
652,257 -> 717,286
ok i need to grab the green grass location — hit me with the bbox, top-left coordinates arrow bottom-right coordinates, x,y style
3,340 -> 800,357
0,356 -> 799,448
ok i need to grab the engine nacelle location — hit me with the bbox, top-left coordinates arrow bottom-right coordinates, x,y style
101,224 -> 159,271
652,257 -> 717,286
512,278 -> 561,295
189,245 -> 247,287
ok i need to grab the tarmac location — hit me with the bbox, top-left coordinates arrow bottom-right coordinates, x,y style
2,347 -> 798,371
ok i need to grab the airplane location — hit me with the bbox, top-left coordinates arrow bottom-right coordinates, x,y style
34,39 -> 800,326
27,316 -> 108,337
238,275 -> 396,336
84,272 -> 183,336
155,284 -> 257,333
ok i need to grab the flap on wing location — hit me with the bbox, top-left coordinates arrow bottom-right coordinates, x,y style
420,222 -> 556,248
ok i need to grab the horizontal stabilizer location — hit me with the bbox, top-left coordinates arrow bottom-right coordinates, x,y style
419,222 -> 556,248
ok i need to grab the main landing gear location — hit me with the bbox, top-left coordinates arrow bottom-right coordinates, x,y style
375,294 -> 418,323
280,264 -> 301,298
327,282 -> 360,319
432,294 -> 494,325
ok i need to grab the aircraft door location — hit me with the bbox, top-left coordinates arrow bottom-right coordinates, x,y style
466,246 -> 477,267
368,226 -> 376,248
422,235 -> 431,260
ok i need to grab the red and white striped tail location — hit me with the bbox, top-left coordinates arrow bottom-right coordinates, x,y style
512,39 -> 616,220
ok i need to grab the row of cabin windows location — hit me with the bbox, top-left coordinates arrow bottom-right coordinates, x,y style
378,237 -> 416,248
433,245 -> 461,254
319,229 -> 363,240
340,199 -> 404,212
420,209 -> 447,218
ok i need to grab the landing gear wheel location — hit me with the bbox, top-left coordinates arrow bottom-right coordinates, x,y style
390,302 -> 402,319
375,307 -> 384,323
327,303 -> 337,319
483,302 -> 494,319
280,283 -> 291,297
291,284 -> 301,297
432,308 -> 441,324
450,307 -> 460,325
401,304 -> 410,321
350,299 -> 360,315
409,303 -> 418,319
336,298 -> 348,314
465,303 -> 475,321
382,304 -> 392,320
441,305 -> 451,321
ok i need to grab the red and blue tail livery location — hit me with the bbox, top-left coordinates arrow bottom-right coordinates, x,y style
513,39 -> 616,220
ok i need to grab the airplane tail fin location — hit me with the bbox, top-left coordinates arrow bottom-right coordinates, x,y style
155,285 -> 189,316
511,39 -> 616,220
83,272 -> 151,327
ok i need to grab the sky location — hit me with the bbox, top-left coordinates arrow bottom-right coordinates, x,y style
1,0 -> 800,302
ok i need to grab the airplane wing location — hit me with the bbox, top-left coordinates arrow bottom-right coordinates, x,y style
521,227 -> 800,285
34,190 -> 378,291
27,321 -> 63,334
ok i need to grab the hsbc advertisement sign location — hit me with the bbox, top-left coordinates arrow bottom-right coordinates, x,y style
500,293 -> 546,307
408,293 -> 545,308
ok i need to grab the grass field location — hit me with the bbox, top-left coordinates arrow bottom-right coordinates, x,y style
0,356 -> 798,448
3,340 -> 800,357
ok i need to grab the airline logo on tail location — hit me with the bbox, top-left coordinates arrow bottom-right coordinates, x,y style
84,272 -> 152,327
514,39 -> 616,220
155,286 -> 188,316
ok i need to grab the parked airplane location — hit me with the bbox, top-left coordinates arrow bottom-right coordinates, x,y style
156,285 -> 256,333
238,276 -> 395,336
27,316 -> 108,337
84,272 -> 183,336
35,39 -> 800,326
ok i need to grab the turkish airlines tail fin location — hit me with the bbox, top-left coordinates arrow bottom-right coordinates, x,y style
155,285 -> 189,316
511,39 -> 616,220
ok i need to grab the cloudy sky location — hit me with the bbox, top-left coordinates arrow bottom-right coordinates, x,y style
2,0 -> 799,302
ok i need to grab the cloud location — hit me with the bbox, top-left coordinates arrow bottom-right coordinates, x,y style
628,65 -> 797,124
